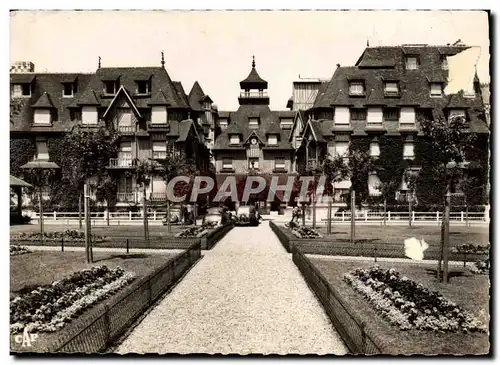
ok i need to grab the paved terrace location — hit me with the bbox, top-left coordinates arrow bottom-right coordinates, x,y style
114,221 -> 347,355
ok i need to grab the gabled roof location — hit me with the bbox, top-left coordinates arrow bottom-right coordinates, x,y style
365,88 -> 386,106
76,88 -> 100,105
10,175 -> 32,187
176,120 -> 199,142
331,89 -> 352,106
172,82 -> 190,108
225,122 -> 243,135
302,119 -> 326,142
148,89 -> 170,105
32,92 -> 55,108
266,122 -> 282,135
11,74 -> 35,84
243,130 -> 265,145
240,58 -> 268,89
188,81 -> 206,111
102,86 -> 141,118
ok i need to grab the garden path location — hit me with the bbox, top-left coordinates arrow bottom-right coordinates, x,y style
115,221 -> 347,354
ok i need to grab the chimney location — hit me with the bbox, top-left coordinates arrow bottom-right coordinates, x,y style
10,61 -> 35,73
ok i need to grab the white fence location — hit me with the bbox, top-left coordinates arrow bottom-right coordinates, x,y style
26,210 -> 489,226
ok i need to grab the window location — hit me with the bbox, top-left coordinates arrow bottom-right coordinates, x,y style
166,142 -> 174,156
70,109 -> 82,121
384,82 -> 399,96
350,109 -> 366,121
383,108 -> 399,121
229,134 -> 240,145
103,81 -> 117,95
222,158 -> 233,170
136,80 -> 150,94
430,83 -> 443,97
248,158 -> 259,169
403,142 -> 415,160
219,119 -> 228,130
449,109 -> 466,122
152,141 -> 167,159
267,135 -> 278,145
117,108 -> 132,127
367,107 -> 383,125
334,107 -> 350,125
151,106 -> 167,124
335,141 -> 349,157
12,83 -> 31,97
62,83 -> 75,97
441,56 -> 449,70
118,141 -> 132,164
405,56 -> 419,70
249,117 -> 259,128
349,81 -> 365,95
369,141 -> 380,157
82,106 -> 98,125
280,118 -> 293,129
36,140 -> 49,160
34,109 -> 51,125
203,102 -> 211,110
399,107 -> 416,125
275,157 -> 286,170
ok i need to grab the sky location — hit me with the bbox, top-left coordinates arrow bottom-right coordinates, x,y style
10,10 -> 490,111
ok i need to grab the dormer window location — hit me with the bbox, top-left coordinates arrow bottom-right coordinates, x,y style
280,118 -> 293,130
103,80 -> 117,95
230,134 -> 240,145
34,109 -> 51,125
370,140 -> 380,158
349,81 -> 365,96
12,83 -> 31,97
136,80 -> 150,95
384,81 -> 399,96
219,119 -> 228,130
448,109 -> 466,122
267,134 -> 278,145
430,83 -> 443,97
405,56 -> 419,70
203,102 -> 211,110
62,83 -> 75,97
249,117 -> 259,128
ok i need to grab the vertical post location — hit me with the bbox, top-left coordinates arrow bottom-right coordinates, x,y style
342,211 -> 345,222
312,190 -> 316,229
53,211 -> 56,221
78,192 -> 83,229
301,203 -> 305,227
364,210 -> 368,222
461,211 -> 464,223
84,184 -> 90,263
436,211 -> 440,225
153,210 -> 157,221
126,238 -> 129,254
383,199 -> 387,226
408,197 -> 412,227
106,207 -> 110,227
129,211 -> 132,221
412,211 -> 415,223
388,211 -> 391,222
39,189 -> 44,246
351,190 -> 355,245
327,198 -> 332,234
443,188 -> 451,283
466,205 -> 469,227
167,200 -> 172,233
61,238 -> 64,252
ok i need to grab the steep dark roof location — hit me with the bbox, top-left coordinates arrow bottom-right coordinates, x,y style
32,92 -> 55,108
77,88 -> 100,105
188,81 -> 206,111
213,104 -> 293,150
176,120 -> 197,142
240,59 -> 268,89
172,82 -> 190,108
149,89 -> 170,105
10,73 -> 93,132
266,122 -> 282,135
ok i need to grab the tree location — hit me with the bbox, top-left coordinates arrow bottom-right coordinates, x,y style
158,154 -> 198,233
131,158 -> 161,240
378,179 -> 401,226
322,154 -> 349,233
61,125 -> 119,229
403,169 -> 420,227
420,108 -> 476,283
93,172 -> 117,226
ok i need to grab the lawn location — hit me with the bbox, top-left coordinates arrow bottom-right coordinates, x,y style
10,250 -> 178,352
309,257 -> 490,355
315,225 -> 489,248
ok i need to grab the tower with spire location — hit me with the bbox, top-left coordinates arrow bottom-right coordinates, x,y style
238,55 -> 269,106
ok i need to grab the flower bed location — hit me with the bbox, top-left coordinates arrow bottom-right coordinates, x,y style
469,260 -> 489,275
176,221 -> 218,238
11,230 -> 109,243
10,245 -> 31,256
453,244 -> 490,255
343,266 -> 486,333
285,221 -> 322,239
10,265 -> 136,334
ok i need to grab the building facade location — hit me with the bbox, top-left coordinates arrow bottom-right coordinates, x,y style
10,57 -> 216,210
295,43 -> 489,206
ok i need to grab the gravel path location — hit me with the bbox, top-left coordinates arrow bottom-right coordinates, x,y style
115,221 -> 347,355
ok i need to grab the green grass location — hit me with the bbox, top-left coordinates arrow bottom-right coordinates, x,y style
10,250 -> 178,353
310,257 -> 490,355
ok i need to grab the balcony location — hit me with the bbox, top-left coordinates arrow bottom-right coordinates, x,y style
239,91 -> 268,98
117,125 -> 135,134
151,192 -> 167,201
109,158 -> 135,168
116,192 -> 137,203
152,151 -> 167,160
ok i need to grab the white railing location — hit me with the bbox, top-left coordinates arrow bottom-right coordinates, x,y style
150,192 -> 167,201
116,192 -> 137,203
117,125 -> 135,133
109,158 -> 134,168
239,91 -> 268,98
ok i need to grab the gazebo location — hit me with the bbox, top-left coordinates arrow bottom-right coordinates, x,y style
10,175 -> 32,222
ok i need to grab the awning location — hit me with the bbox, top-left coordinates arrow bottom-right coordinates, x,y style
21,161 -> 60,169
10,175 -> 32,187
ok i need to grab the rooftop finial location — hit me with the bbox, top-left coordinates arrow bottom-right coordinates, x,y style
367,39 -> 370,47
98,56 -> 101,69
161,51 -> 165,68
252,55 -> 255,68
